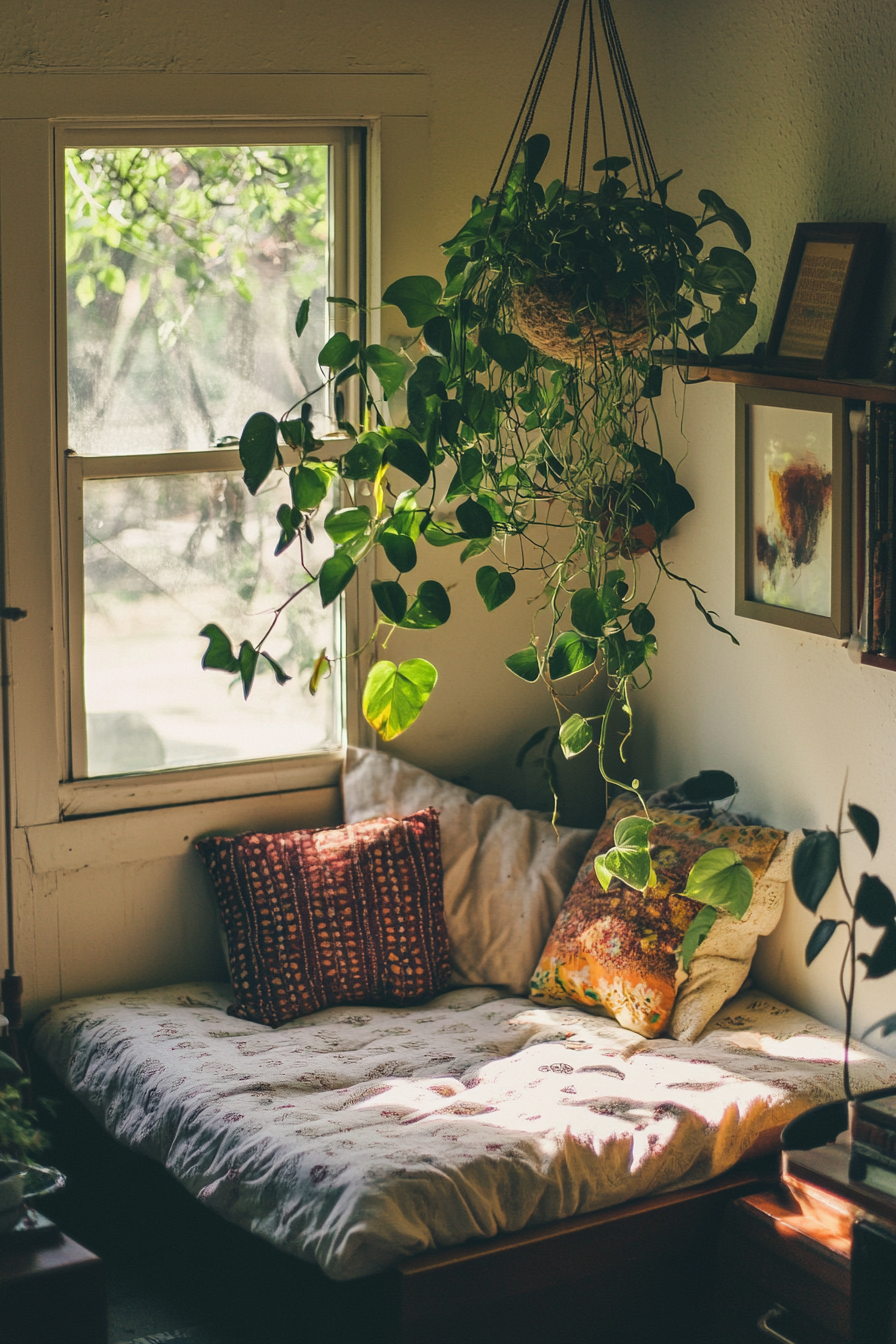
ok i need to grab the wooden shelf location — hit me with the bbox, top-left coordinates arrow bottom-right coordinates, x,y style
669,357 -> 896,404
861,653 -> 896,671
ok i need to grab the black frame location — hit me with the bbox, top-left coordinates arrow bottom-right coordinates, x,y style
735,386 -> 851,638
766,222 -> 885,378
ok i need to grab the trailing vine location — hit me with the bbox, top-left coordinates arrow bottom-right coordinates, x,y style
202,136 -> 756,811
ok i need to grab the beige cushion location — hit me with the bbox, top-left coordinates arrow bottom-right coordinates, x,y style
669,828 -> 800,1041
342,746 -> 596,996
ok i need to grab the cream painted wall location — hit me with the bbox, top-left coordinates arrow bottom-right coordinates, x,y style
621,0 -> 896,1046
0,0 -> 606,1011
5,0 -> 896,1039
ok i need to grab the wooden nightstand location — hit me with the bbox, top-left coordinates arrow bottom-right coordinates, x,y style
712,1146 -> 866,1344
0,1222 -> 106,1344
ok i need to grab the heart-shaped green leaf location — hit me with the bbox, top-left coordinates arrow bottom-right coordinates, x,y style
381,275 -> 443,327
371,580 -> 407,624
318,552 -> 356,607
342,433 -> 384,481
240,411 -> 279,495
559,713 -> 593,759
629,603 -> 656,636
199,623 -> 239,674
683,847 -> 753,918
291,461 -> 335,512
697,189 -> 752,251
364,344 -> 406,400
324,506 -> 370,547
423,520 -> 464,547
476,565 -> 516,611
422,316 -> 452,359
401,580 -> 451,629
792,830 -> 840,913
362,658 -> 438,741
569,586 -> 604,638
318,331 -> 360,371
384,435 -> 431,487
380,529 -> 417,573
548,631 -> 597,679
505,645 -> 540,682
456,498 -> 494,539
704,298 -> 757,359
594,816 -> 656,893
479,327 -> 529,373
524,133 -> 551,181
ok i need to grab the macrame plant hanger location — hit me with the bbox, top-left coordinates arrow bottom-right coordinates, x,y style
488,0 -> 660,206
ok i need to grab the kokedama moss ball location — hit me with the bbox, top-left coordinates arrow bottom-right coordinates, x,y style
512,277 -> 649,364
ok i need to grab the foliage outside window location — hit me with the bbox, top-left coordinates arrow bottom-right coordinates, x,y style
63,140 -> 346,778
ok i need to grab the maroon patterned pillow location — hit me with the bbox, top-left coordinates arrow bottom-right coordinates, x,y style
195,809 -> 450,1026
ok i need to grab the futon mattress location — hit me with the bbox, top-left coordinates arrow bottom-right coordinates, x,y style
34,983 -> 896,1279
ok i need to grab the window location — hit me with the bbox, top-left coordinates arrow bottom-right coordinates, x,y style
58,126 -> 365,781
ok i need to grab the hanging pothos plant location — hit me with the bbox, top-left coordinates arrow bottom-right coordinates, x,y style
201,133 -> 758,947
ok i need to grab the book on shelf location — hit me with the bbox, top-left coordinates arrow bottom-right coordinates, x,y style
852,1114 -> 896,1159
849,1148 -> 896,1199
852,1138 -> 896,1174
851,1092 -> 896,1133
855,401 -> 896,655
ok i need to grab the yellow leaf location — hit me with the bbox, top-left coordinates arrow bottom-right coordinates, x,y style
309,649 -> 330,696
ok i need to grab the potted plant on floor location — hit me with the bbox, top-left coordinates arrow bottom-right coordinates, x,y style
0,1046 -> 49,1233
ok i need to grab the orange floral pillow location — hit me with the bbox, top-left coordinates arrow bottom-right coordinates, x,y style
529,800 -> 785,1037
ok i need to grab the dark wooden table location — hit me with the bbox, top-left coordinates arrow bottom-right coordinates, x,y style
0,1225 -> 106,1344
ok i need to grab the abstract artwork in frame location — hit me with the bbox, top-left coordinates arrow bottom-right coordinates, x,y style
735,386 -> 850,637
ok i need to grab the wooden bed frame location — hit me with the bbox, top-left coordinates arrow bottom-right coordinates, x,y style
44,1069 -> 777,1344
393,1157 -> 777,1341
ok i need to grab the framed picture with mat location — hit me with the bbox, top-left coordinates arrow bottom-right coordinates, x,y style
766,222 -> 885,378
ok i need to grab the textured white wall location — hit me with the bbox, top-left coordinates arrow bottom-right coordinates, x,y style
622,0 -> 896,1044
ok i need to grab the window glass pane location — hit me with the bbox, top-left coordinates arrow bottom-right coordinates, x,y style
65,144 -> 330,456
83,472 -> 341,776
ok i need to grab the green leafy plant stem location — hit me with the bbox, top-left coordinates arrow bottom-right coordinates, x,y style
201,134 -> 756,800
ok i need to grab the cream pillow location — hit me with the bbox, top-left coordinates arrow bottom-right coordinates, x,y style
669,827 -> 801,1041
342,746 -> 596,996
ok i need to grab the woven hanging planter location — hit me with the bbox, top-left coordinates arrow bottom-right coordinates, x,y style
511,277 -> 649,364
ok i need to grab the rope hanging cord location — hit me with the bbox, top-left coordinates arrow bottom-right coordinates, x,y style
489,0 -> 660,204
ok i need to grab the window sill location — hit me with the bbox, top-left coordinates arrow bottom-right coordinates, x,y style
58,747 -> 345,819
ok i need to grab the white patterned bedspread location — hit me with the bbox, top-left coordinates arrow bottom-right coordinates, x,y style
34,983 -> 896,1280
